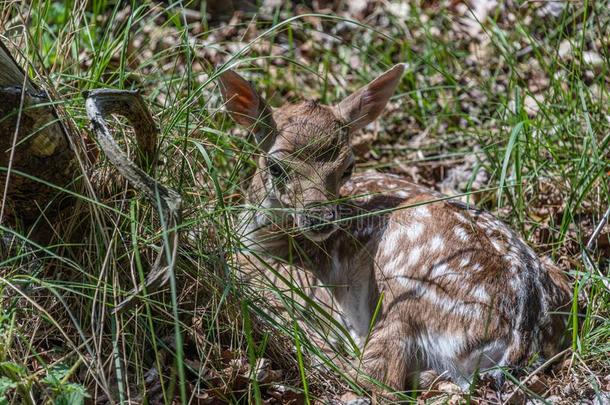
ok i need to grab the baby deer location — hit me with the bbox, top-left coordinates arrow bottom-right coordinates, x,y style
218,65 -> 571,392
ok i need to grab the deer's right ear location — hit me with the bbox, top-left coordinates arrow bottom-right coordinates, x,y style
334,64 -> 405,133
218,70 -> 276,150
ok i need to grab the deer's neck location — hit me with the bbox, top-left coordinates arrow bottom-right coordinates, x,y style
240,173 -> 385,344
272,229 -> 380,346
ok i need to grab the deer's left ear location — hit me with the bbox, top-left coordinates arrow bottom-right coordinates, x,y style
334,64 -> 405,132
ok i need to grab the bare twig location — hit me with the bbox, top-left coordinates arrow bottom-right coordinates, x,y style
582,205 -> 610,291
586,205 -> 610,251
84,89 -> 182,311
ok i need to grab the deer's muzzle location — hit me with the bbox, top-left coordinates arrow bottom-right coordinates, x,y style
296,203 -> 339,241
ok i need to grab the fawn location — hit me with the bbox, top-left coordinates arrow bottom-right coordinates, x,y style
218,64 -> 571,392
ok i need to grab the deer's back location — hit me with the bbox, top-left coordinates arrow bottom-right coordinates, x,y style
336,172 -> 571,381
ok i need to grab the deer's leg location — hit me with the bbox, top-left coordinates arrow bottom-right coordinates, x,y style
355,323 -> 414,392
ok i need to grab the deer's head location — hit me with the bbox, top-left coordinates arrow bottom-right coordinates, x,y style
218,64 -> 404,242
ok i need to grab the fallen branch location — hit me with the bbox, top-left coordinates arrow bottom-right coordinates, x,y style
84,89 -> 182,311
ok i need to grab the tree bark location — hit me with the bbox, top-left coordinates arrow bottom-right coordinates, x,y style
0,41 -> 80,230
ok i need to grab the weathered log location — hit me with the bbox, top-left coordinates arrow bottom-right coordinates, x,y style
1,39 -> 182,305
0,41 -> 79,229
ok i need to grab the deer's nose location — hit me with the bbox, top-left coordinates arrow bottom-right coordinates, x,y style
303,204 -> 338,233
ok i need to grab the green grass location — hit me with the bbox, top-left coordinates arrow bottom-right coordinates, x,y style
1,0 -> 609,403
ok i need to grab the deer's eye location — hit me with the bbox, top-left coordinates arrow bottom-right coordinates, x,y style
342,162 -> 355,179
267,158 -> 285,178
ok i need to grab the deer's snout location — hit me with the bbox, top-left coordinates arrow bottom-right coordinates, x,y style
297,203 -> 339,240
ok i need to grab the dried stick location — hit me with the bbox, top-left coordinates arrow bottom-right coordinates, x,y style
582,204 -> 610,291
84,89 -> 182,311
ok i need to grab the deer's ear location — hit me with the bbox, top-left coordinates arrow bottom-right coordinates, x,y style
334,64 -> 405,132
218,69 -> 276,150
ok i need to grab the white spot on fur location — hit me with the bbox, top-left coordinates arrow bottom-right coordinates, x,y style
472,263 -> 483,272
354,194 -> 373,203
397,276 -> 425,293
430,235 -> 444,251
413,205 -> 431,219
454,227 -> 469,241
459,255 -> 471,268
430,263 -> 450,278
490,239 -> 504,252
504,252 -> 523,267
423,288 -> 480,320
407,247 -> 422,267
384,227 -> 401,246
387,252 -> 408,273
498,225 -> 512,238
470,286 -> 489,301
406,222 -> 424,240
454,212 -> 470,223
477,223 -> 489,233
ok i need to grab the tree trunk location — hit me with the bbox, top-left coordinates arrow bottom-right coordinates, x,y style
0,41 -> 81,231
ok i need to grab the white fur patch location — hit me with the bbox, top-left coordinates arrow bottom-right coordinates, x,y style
413,205 -> 432,219
454,212 -> 470,223
430,235 -> 444,251
406,221 -> 424,241
417,332 -> 465,371
470,286 -> 489,301
454,227 -> 469,241
490,239 -> 504,252
397,276 -> 425,293
385,226 -> 403,246
387,251 -> 408,273
423,288 -> 480,320
353,194 -> 373,203
407,247 -> 422,267
430,263 -> 450,278
412,328 -> 508,388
